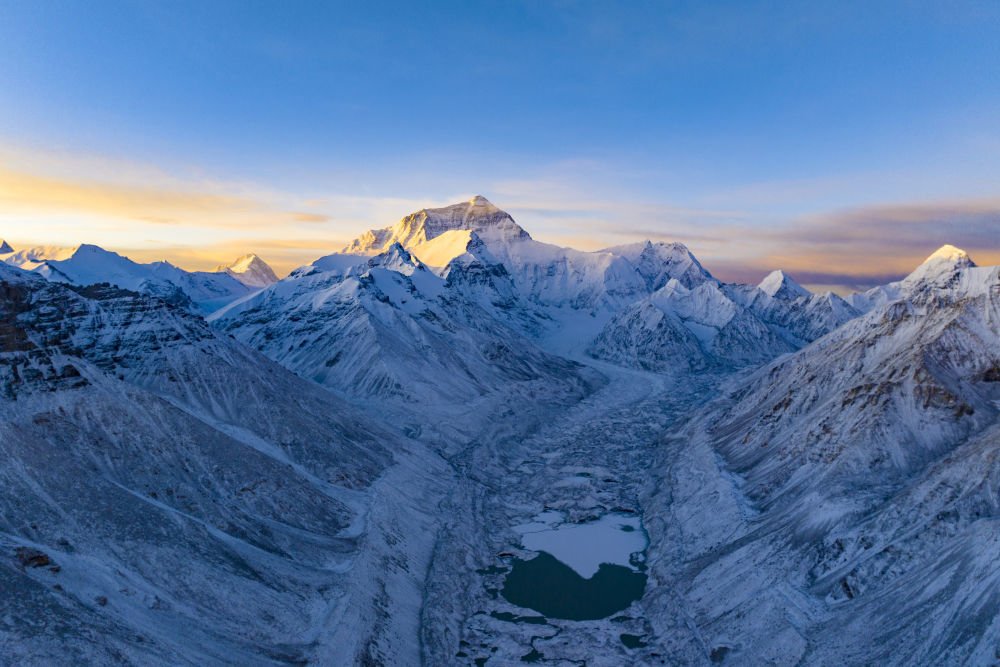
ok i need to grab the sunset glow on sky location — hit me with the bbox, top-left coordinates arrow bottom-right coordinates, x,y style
1,1 -> 998,290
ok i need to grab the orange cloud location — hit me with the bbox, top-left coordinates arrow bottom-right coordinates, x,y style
518,195 -> 1000,292
117,238 -> 348,278
288,211 -> 331,222
735,198 -> 1000,288
0,163 -> 326,228
2,142 -> 997,295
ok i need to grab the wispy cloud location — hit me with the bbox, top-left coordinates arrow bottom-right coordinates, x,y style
739,198 -> 1000,288
0,146 -> 474,275
0,163 -> 328,228
116,237 -> 353,277
495,187 -> 1000,291
2,143 -> 997,293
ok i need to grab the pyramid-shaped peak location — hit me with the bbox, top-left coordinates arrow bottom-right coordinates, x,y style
0,239 -> 12,254
214,252 -> 279,287
601,239 -> 713,290
922,244 -> 974,266
231,252 -> 262,265
367,241 -> 424,275
66,244 -> 131,264
905,243 -> 976,284
372,241 -> 415,264
73,243 -> 106,255
422,195 -> 506,219
759,269 -> 810,300
217,252 -> 263,272
343,196 -> 530,256
600,240 -> 695,258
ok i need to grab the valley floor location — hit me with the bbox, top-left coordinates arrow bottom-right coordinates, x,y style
419,359 -> 723,664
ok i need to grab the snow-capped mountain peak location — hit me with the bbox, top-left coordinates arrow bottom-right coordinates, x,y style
848,244 -> 981,312
758,269 -> 811,300
904,243 -> 975,281
925,243 -> 972,264
0,239 -> 12,254
2,243 -> 79,267
1,241 -> 253,313
73,243 -> 111,257
599,240 -> 714,291
214,252 -> 279,287
341,195 -> 530,256
367,241 -> 420,273
459,230 -> 500,263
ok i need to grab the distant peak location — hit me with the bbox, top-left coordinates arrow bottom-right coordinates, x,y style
0,239 -> 12,254
600,239 -> 693,257
342,196 -> 529,256
214,252 -> 279,287
69,243 -> 122,261
922,244 -> 973,266
219,253 -> 263,271
2,244 -> 78,265
759,269 -> 810,300
905,243 -> 975,283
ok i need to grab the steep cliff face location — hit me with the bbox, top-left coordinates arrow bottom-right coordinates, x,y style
0,262 -> 449,665
209,243 -> 599,447
641,250 -> 1000,664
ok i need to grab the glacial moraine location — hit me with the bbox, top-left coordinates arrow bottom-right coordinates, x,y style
420,360 -> 722,663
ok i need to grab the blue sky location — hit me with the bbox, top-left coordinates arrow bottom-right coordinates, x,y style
1,1 -> 998,287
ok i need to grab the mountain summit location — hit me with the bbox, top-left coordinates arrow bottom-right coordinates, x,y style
904,244 -> 975,284
0,239 -> 12,254
918,243 -> 974,269
924,243 -> 973,264
342,196 -> 530,257
214,253 -> 279,287
758,269 -> 811,300
848,243 -> 980,313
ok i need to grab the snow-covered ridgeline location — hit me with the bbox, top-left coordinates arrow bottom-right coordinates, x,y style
0,243 -> 280,313
640,245 -> 1000,664
0,260 -> 459,664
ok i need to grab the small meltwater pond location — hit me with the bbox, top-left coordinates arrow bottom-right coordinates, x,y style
500,511 -> 648,621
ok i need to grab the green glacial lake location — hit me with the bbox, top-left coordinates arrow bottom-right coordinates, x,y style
501,551 -> 647,621
499,511 -> 649,620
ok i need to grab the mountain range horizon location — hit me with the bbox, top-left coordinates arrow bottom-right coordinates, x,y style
1,195 -> 976,296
